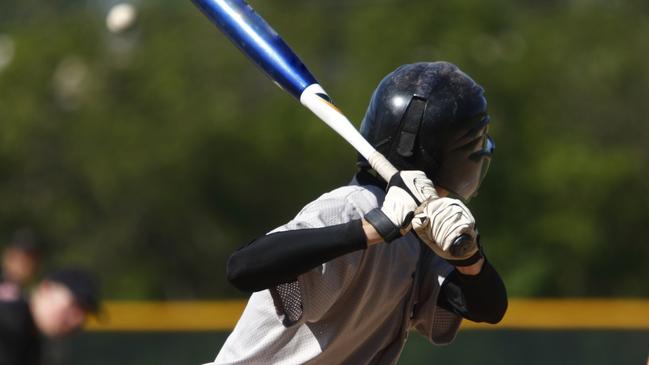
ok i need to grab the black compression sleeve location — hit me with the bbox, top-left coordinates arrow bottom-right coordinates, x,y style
226,220 -> 367,292
436,260 -> 508,324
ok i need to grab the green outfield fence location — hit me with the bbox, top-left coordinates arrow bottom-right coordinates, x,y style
57,299 -> 648,365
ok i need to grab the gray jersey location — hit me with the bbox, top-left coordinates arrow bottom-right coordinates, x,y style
208,180 -> 461,365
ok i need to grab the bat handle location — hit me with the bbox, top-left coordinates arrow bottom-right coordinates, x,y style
367,151 -> 399,182
300,84 -> 399,182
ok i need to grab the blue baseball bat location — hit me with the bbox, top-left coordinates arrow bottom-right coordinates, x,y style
191,0 -> 474,253
191,0 -> 398,181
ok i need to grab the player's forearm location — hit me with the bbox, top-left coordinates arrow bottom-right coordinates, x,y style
437,260 -> 508,324
362,219 -> 383,245
227,220 -> 367,292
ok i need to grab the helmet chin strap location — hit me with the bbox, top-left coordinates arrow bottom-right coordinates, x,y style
433,186 -> 450,198
436,185 -> 470,204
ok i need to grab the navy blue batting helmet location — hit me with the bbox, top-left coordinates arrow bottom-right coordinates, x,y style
358,61 -> 494,200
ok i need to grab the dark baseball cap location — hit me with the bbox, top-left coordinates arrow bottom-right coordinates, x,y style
46,268 -> 101,314
9,228 -> 42,256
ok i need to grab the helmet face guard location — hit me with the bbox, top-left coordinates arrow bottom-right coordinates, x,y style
437,130 -> 495,201
359,62 -> 494,200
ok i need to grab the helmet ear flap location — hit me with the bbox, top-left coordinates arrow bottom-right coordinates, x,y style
394,95 -> 427,159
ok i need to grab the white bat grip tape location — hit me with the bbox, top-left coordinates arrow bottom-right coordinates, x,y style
368,151 -> 398,182
300,84 -> 399,183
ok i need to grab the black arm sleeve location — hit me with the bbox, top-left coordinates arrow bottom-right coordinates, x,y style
436,260 -> 508,324
226,219 -> 367,292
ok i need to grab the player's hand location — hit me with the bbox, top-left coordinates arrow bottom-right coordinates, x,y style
364,171 -> 436,243
412,197 -> 482,266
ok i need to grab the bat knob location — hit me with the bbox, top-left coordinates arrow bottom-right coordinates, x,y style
450,234 -> 475,257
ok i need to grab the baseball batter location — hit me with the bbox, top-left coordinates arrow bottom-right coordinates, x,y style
208,62 -> 507,365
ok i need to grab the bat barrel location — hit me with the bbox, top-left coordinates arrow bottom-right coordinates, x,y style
192,0 -> 399,183
192,0 -> 318,99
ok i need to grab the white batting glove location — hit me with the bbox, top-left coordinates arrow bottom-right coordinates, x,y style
365,171 -> 437,242
412,197 -> 482,266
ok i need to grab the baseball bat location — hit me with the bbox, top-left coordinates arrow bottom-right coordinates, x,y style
191,0 -> 398,182
191,0 -> 474,252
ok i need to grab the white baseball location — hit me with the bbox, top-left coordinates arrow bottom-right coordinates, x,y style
106,3 -> 138,34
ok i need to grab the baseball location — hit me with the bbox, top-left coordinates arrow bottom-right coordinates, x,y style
106,3 -> 138,34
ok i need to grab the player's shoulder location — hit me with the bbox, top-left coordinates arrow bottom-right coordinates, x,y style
324,184 -> 382,203
312,184 -> 382,212
286,184 -> 383,229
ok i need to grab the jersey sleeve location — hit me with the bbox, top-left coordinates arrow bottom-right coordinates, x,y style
268,187 -> 378,326
410,248 -> 463,345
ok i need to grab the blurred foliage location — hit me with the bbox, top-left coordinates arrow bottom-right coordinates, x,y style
0,0 -> 647,299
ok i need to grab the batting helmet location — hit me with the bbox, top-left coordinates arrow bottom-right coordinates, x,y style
359,61 -> 494,200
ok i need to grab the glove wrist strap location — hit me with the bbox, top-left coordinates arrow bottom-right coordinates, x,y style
365,209 -> 400,243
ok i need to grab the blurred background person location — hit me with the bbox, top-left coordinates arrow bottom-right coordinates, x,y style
0,229 -> 42,300
0,268 -> 101,365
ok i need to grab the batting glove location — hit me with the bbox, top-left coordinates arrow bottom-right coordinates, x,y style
412,197 -> 482,266
365,171 -> 437,243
